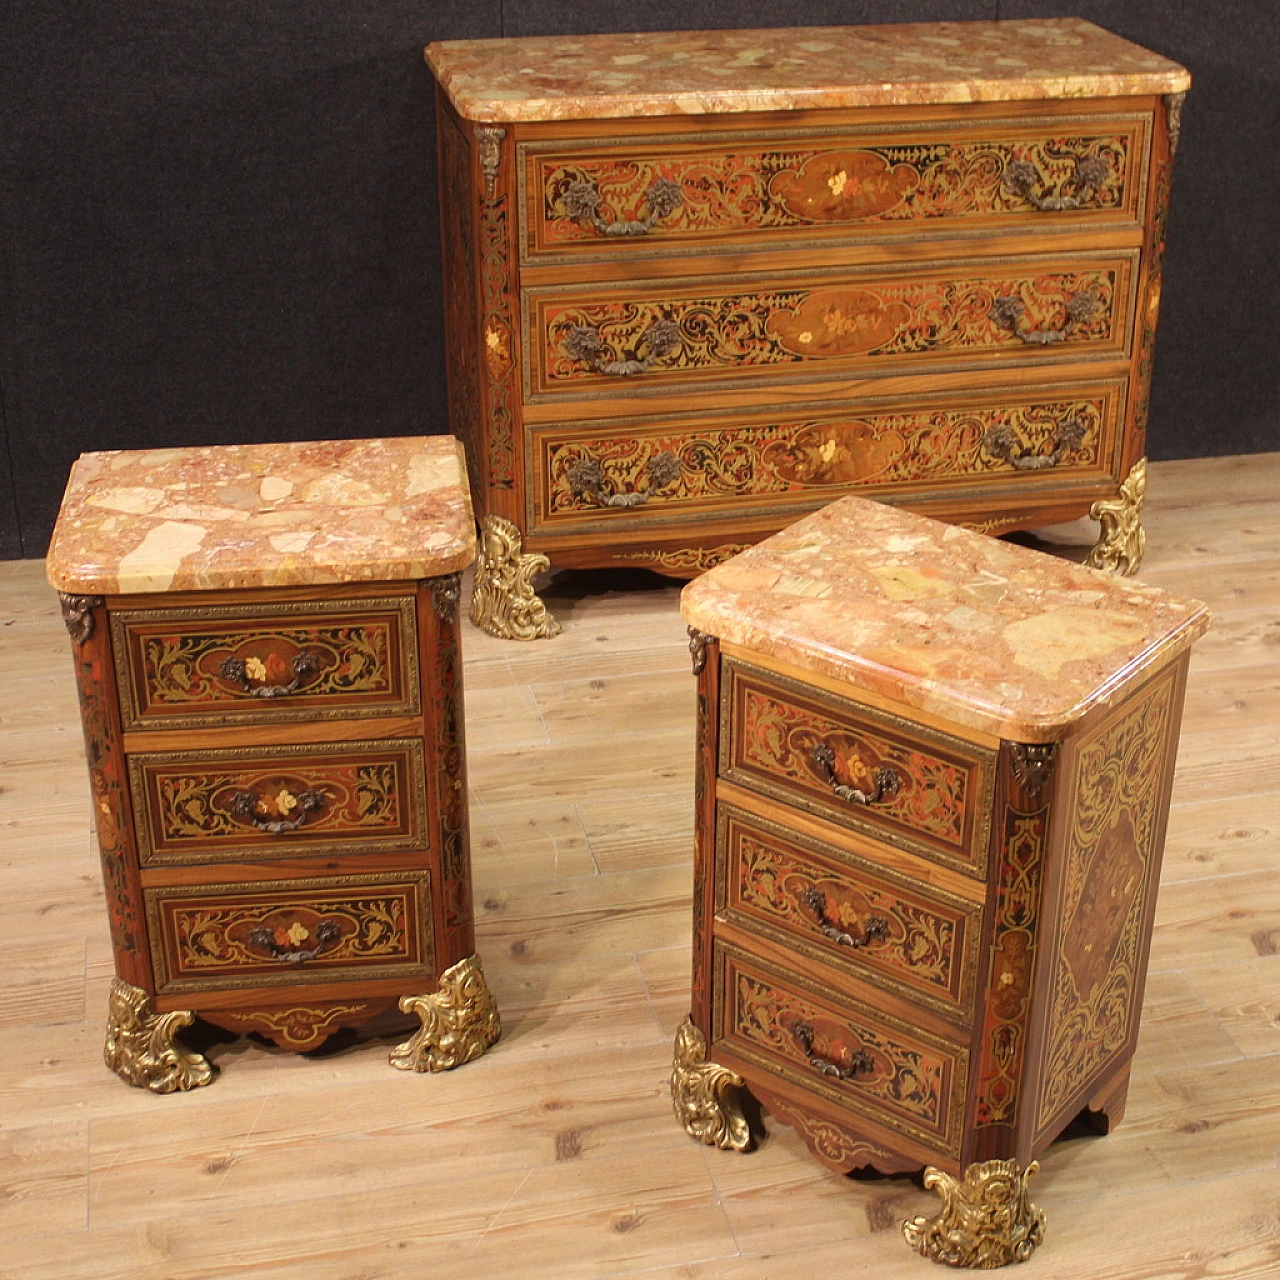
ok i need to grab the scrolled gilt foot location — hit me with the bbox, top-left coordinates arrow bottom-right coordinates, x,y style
902,1158 -> 1045,1269
389,954 -> 501,1073
469,514 -> 562,640
103,978 -> 213,1093
670,1015 -> 751,1151
1086,457 -> 1146,576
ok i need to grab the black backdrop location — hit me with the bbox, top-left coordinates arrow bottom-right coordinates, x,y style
1,1 -> 1276,558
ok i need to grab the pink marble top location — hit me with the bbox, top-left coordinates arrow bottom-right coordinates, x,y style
426,20 -> 1189,123
681,497 -> 1209,742
45,436 -> 476,595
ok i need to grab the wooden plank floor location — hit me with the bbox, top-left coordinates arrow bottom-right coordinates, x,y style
2,452 -> 1279,1278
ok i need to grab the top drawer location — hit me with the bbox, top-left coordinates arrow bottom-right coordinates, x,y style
520,110 -> 1151,264
110,595 -> 421,731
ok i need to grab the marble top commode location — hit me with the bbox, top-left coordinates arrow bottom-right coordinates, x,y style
681,497 -> 1209,743
45,436 -> 476,595
425,19 -> 1190,123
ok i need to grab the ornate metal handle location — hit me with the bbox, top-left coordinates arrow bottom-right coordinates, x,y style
227,788 -> 327,834
247,919 -> 342,964
1004,155 -> 1110,212
811,742 -> 900,806
219,652 -> 320,698
792,1019 -> 874,1079
566,450 -> 681,508
983,417 -> 1086,471
562,319 -> 681,377
992,291 -> 1099,346
561,176 -> 683,237
799,885 -> 889,950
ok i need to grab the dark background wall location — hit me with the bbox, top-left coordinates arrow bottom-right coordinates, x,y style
1,1 -> 1276,559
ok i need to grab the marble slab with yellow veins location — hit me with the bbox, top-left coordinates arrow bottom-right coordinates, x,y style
681,497 -> 1209,743
45,436 -> 476,595
426,19 -> 1190,123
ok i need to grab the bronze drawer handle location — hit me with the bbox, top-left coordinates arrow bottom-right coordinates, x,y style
811,742 -> 900,806
562,319 -> 681,377
247,918 -> 342,965
791,1019 -> 874,1080
992,291 -> 1099,346
799,885 -> 888,950
982,417 -> 1086,471
560,176 -> 683,237
227,787 -> 327,834
219,652 -> 320,698
1004,155 -> 1110,212
566,450 -> 681,508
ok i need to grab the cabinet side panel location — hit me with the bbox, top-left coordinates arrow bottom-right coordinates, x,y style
691,631 -> 720,1031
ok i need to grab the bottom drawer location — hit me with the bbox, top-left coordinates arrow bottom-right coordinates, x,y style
145,871 -> 435,995
713,940 -> 968,1158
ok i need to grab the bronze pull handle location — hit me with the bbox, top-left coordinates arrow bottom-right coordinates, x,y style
560,176 -> 682,237
992,291 -> 1100,346
219,652 -> 320,698
247,918 -> 342,965
227,787 -> 327,834
811,743 -> 900,806
1004,155 -> 1110,212
562,319 -> 681,377
792,1019 -> 874,1080
799,885 -> 888,950
983,417 -> 1087,471
566,450 -> 681,508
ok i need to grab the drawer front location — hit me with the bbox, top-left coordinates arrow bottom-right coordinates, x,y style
529,380 -> 1127,534
717,805 -> 982,1017
528,253 -> 1136,399
111,595 -> 420,731
714,941 -> 968,1157
720,660 -> 995,878
128,739 -> 429,866
521,113 -> 1150,262
145,871 -> 434,994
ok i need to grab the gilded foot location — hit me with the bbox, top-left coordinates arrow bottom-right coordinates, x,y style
469,514 -> 561,640
1086,457 -> 1146,576
103,978 -> 213,1093
670,1015 -> 751,1151
389,954 -> 501,1072
903,1158 -> 1045,1269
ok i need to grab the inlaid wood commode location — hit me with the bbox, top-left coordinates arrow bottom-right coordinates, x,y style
45,437 -> 500,1092
425,20 -> 1190,640
673,496 -> 1209,1267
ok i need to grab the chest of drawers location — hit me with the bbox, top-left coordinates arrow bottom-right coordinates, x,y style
45,437 -> 500,1091
674,495 -> 1208,1265
425,20 -> 1190,639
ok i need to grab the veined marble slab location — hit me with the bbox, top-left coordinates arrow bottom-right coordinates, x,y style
426,20 -> 1190,123
46,436 -> 476,595
681,496 -> 1209,743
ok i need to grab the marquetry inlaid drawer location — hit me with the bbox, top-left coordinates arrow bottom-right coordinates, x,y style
529,379 -> 1128,534
713,940 -> 969,1158
521,111 -> 1151,263
110,595 -> 421,731
527,251 -> 1137,401
145,871 -> 435,995
719,660 -> 996,878
716,805 -> 983,1018
127,739 -> 430,866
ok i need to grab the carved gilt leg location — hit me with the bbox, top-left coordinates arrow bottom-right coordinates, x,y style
1086,457 -> 1146,576
902,1158 -> 1045,1269
670,1015 -> 751,1151
389,954 -> 501,1073
468,514 -> 561,640
103,978 -> 213,1093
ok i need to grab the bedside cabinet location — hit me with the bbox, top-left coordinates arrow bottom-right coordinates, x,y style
424,20 -> 1189,639
46,437 -> 499,1091
673,496 -> 1208,1266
